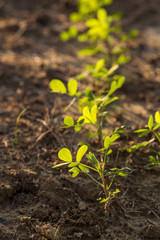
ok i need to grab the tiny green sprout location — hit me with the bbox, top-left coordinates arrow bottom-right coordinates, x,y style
10,108 -> 27,152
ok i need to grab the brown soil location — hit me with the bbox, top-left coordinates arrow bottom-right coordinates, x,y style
0,0 -> 160,239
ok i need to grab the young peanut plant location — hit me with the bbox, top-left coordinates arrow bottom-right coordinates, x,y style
61,0 -> 137,69
53,138 -> 130,211
50,76 -> 125,146
135,111 -> 160,168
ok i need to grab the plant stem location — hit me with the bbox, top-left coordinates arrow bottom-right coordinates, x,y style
152,130 -> 160,144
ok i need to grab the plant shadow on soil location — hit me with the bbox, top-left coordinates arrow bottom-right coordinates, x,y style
0,0 -> 160,239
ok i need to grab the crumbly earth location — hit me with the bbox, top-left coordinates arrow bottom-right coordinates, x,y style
0,0 -> 160,239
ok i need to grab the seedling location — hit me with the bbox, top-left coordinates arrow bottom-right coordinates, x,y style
10,108 -> 27,151
60,0 -> 137,70
50,76 -> 125,145
135,111 -> 160,168
53,138 -> 130,211
135,111 -> 160,143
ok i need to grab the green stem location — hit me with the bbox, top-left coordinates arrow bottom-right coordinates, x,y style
80,163 -> 98,172
107,173 -> 117,191
152,130 -> 160,144
85,172 -> 103,187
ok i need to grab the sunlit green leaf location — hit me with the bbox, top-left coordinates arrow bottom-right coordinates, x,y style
50,79 -> 67,94
104,136 -> 111,149
110,134 -> 120,143
68,26 -> 78,38
68,162 -> 78,168
82,105 -> 97,124
107,149 -> 112,155
76,145 -> 88,162
86,18 -> 98,27
68,79 -> 77,96
78,34 -> 88,42
155,111 -> 160,124
118,172 -> 128,176
87,152 -> 99,166
52,162 -> 69,168
135,129 -> 151,137
70,12 -> 82,22
79,164 -> 88,173
74,124 -> 83,132
91,105 -> 97,124
148,115 -> 153,130
60,31 -> 70,41
69,167 -> 80,177
58,148 -> 72,162
64,116 -> 74,127
95,59 -> 105,71
97,8 -> 107,22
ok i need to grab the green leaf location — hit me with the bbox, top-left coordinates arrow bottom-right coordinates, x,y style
68,26 -> 78,38
74,124 -> 83,132
78,34 -> 88,42
78,47 -> 100,56
95,59 -> 105,71
104,136 -> 111,149
153,123 -> 160,131
107,149 -> 112,155
99,198 -> 106,203
83,105 -> 97,124
76,145 -> 88,162
60,31 -> 70,41
52,162 -> 69,168
87,152 -> 99,166
129,29 -> 138,39
68,79 -> 77,96
97,8 -> 107,22
79,164 -> 88,173
85,88 -> 95,100
69,167 -> 80,177
148,115 -> 153,130
117,76 -> 125,88
70,12 -> 82,22
58,148 -> 72,162
50,79 -> 67,94
68,162 -> 78,168
108,80 -> 117,96
139,131 -> 151,137
135,129 -> 148,133
64,116 -> 74,127
149,155 -> 156,162
110,134 -> 120,143
118,172 -> 128,176
77,117 -> 85,124
155,111 -> 160,124
120,167 -> 132,171
135,129 -> 151,137
91,105 -> 97,124
86,18 -> 98,27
